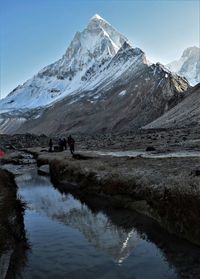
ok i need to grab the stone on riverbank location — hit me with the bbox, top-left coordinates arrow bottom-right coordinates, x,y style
38,165 -> 50,176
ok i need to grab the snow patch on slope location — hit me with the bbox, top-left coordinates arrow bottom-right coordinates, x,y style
119,90 -> 126,96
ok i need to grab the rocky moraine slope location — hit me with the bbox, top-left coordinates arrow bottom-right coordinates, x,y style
144,83 -> 200,129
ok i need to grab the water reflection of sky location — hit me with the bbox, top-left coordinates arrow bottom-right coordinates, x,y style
17,170 -> 179,279
17,172 -> 139,264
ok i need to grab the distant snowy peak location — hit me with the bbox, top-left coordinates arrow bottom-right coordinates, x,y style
182,46 -> 199,58
166,46 -> 200,86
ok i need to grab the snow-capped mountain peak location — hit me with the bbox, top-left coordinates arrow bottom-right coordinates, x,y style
84,13 -> 129,55
91,14 -> 105,20
166,46 -> 200,86
0,14 -> 131,111
182,46 -> 199,58
88,13 -> 110,28
0,14 -> 189,120
40,14 -> 129,78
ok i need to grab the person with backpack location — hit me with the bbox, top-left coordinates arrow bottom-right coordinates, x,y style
49,139 -> 53,152
67,135 -> 75,154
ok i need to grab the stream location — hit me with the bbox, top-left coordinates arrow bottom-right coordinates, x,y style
91,150 -> 200,158
3,162 -> 200,279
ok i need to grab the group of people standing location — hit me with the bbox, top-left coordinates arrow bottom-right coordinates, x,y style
49,135 -> 75,154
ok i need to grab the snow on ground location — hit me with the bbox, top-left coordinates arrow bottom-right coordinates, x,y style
119,90 -> 127,96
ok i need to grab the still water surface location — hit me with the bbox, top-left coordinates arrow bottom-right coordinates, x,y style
14,167 -> 200,279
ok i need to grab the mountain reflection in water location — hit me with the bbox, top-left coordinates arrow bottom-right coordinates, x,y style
17,172 -> 138,264
15,169 -> 200,279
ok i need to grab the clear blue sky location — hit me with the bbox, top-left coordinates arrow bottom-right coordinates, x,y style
0,0 -> 199,98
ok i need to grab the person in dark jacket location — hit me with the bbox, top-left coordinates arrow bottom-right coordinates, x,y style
49,139 -> 53,152
67,135 -> 75,154
58,138 -> 63,151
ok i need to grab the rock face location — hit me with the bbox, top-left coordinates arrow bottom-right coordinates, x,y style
16,59 -> 188,135
166,46 -> 200,86
143,83 -> 200,129
0,15 -> 189,135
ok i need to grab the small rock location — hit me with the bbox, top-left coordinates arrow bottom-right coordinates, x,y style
72,153 -> 92,160
38,165 -> 50,176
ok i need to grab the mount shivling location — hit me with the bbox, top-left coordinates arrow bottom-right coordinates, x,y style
0,14 -> 199,135
1,14 -> 200,278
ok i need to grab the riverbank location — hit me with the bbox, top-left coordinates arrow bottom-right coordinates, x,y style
0,146 -> 200,278
5,162 -> 200,278
0,169 -> 27,279
22,147 -> 200,246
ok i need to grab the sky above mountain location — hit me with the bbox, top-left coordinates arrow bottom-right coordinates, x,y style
0,0 -> 199,98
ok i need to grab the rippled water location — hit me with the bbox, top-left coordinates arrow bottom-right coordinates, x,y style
14,168 -> 200,279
